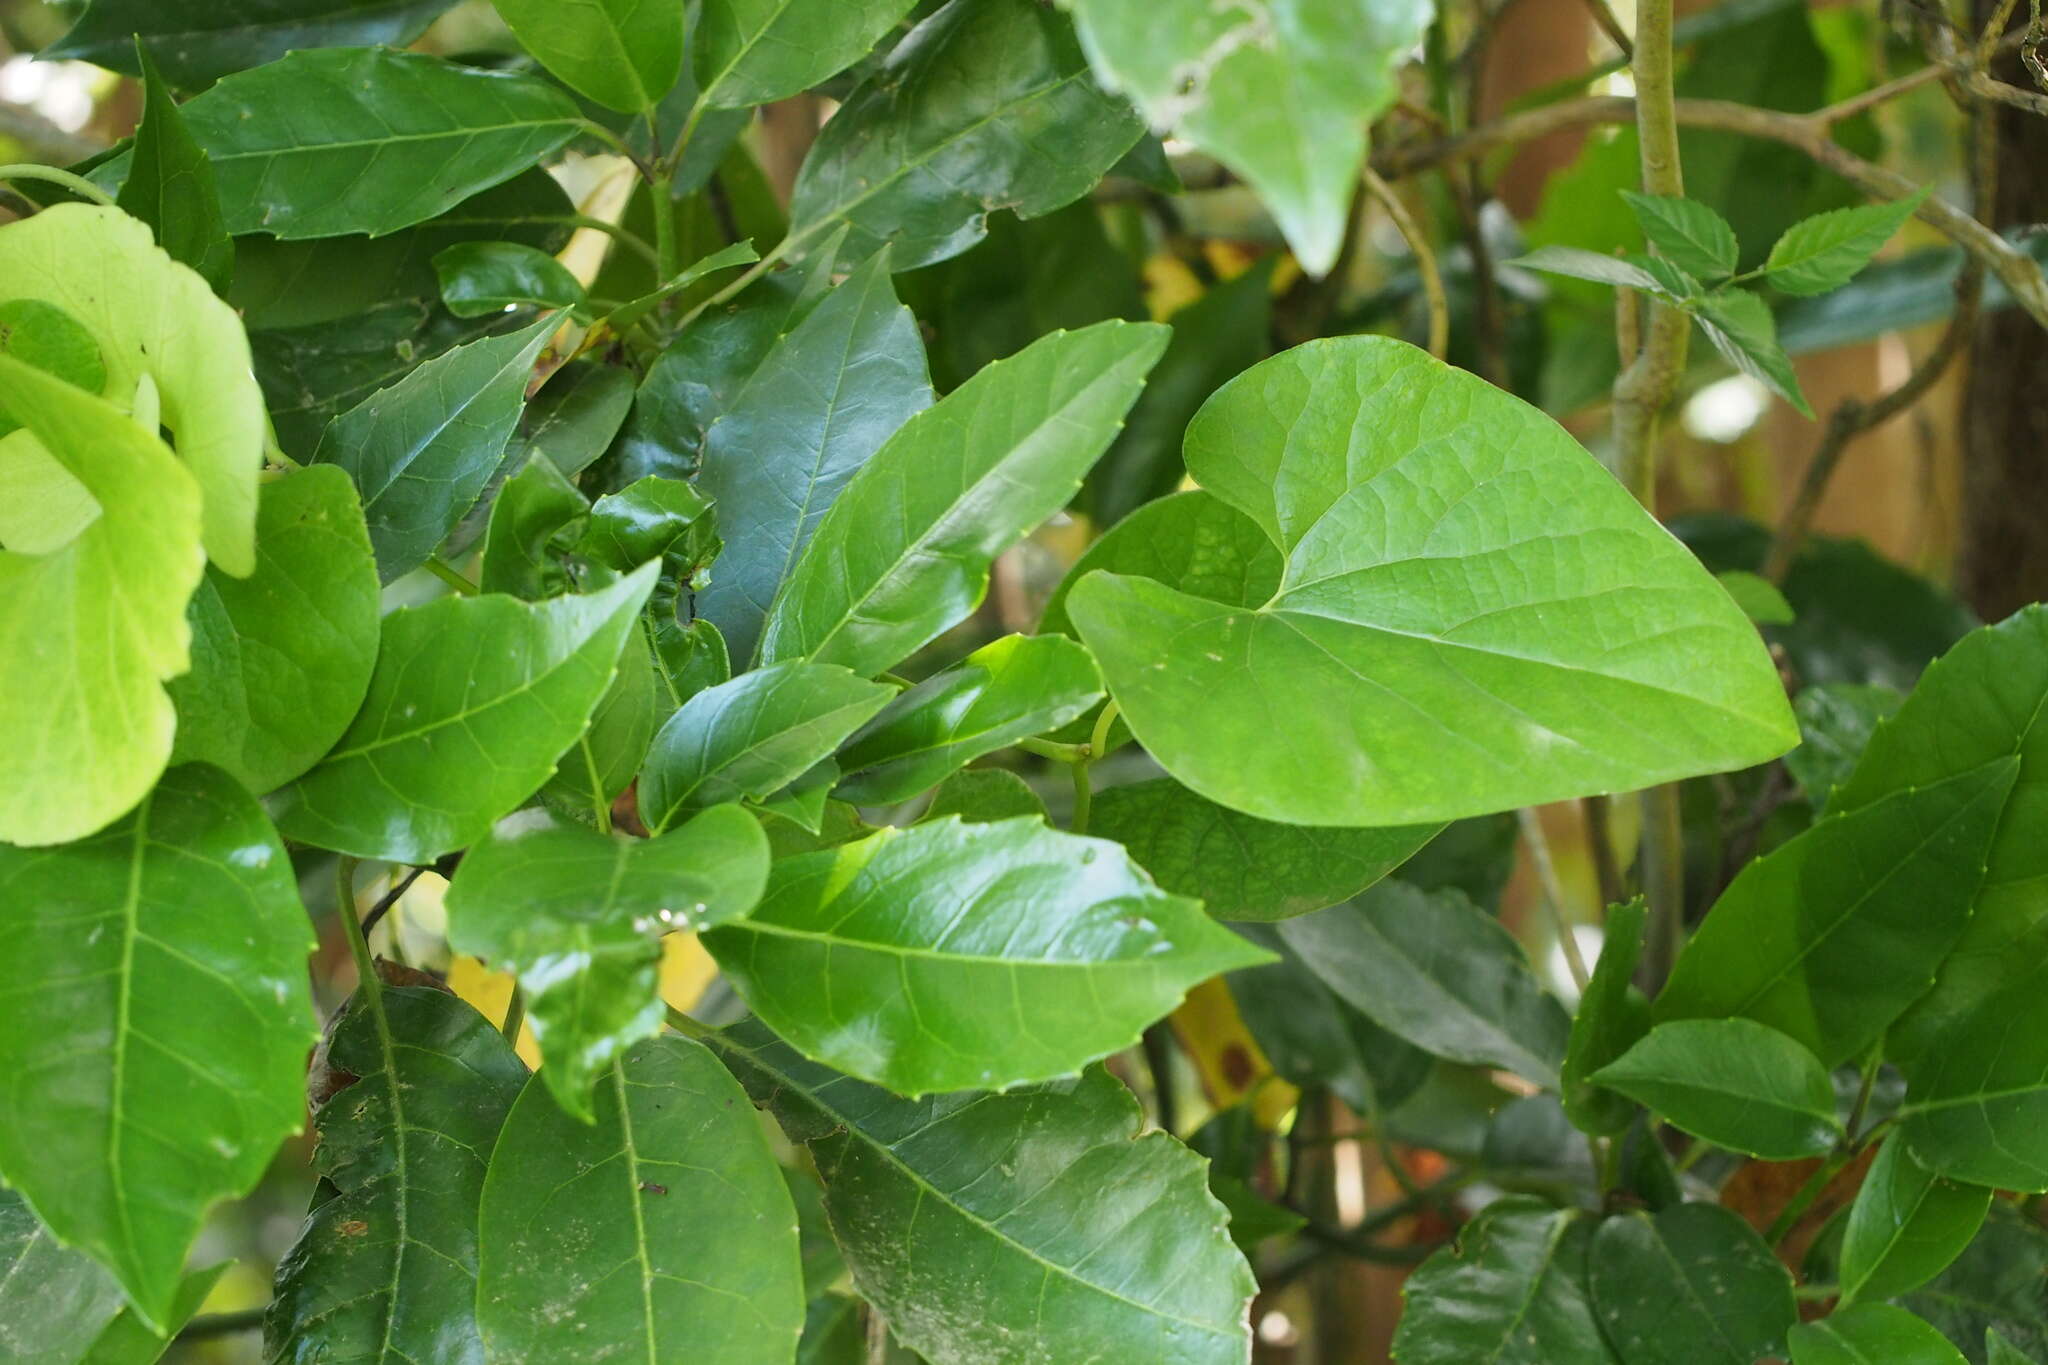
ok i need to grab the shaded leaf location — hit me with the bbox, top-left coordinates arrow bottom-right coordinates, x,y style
0,766 -> 314,1329
1391,1199 -> 1614,1364
1839,1132 -> 1991,1306
272,565 -> 655,861
49,0 -> 456,87
0,1187 -> 129,1364
433,241 -> 584,317
1787,683 -> 1902,812
1896,956 -> 2048,1190
1767,193 -> 1927,296
119,42 -> 233,294
1588,1203 -> 1795,1365
1592,1019 -> 1841,1160
490,0 -> 686,113
704,816 -> 1270,1093
1901,1206 -> 2048,1363
714,1020 -> 1256,1365
1789,1304 -> 1968,1365
922,768 -> 1047,824
1696,289 -> 1813,416
478,453 -> 586,599
1561,896 -> 1650,1136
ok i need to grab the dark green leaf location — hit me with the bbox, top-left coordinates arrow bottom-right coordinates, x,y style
167,465 -> 381,794
272,565 -> 655,861
637,660 -> 894,832
1786,683 -> 1902,812
1789,1304 -> 1968,1365
786,0 -> 1145,270
836,634 -> 1102,804
118,43 -> 233,293
1896,957 -> 2048,1190
490,0 -> 685,113
1592,1019 -> 1841,1160
577,475 -> 715,575
695,0 -> 920,108
1654,758 -> 2016,1066
922,767 -> 1047,824
541,630 -> 662,818
1041,489 -> 1282,639
714,1021 -> 1256,1364
508,358 -> 635,477
0,766 -> 314,1330
1839,1132 -> 1991,1305
107,49 -> 584,240
79,1264 -> 224,1364
1990,1331 -> 2046,1365
1561,896 -> 1650,1136
1621,192 -> 1740,280
1767,193 -> 1927,296
444,806 -> 769,1119
798,1295 -> 865,1365
704,816 -> 1270,1093
1062,0 -> 1429,276
1695,289 -> 1813,416
598,239 -> 760,333
265,986 -> 527,1364
1092,778 -> 1438,922
433,241 -> 584,317
477,1036 -> 806,1363
1070,338 -> 1797,826
1400,814 -> 1523,911
1391,1199 -> 1615,1364
315,314 -> 553,581
761,319 -> 1166,675
696,250 -> 933,664
0,1187 -> 129,1363
1276,880 -> 1571,1088
478,453 -> 587,599
650,616 -> 730,711
1901,1206 -> 2048,1362
1083,258 -> 1275,527
1589,1203 -> 1795,1365
49,0 -> 456,87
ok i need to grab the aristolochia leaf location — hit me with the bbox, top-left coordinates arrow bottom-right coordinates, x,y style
1070,337 -> 1796,826
786,0 -> 1145,270
702,816 -> 1271,1094
477,1036 -> 805,1365
0,766 -> 315,1330
714,1020 -> 1257,1364
167,466 -> 381,795
265,986 -> 527,1365
445,806 -> 770,1120
0,353 -> 204,847
271,564 -> 656,861
0,204 -> 263,574
1061,0 -> 1430,276
760,319 -> 1167,676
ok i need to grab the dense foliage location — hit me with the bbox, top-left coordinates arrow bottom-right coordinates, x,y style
1,0 -> 2044,1362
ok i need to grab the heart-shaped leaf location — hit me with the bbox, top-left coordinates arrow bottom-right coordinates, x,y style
1069,337 -> 1797,826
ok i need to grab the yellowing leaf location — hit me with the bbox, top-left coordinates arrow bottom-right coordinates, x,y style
1171,978 -> 1298,1129
447,956 -> 540,1068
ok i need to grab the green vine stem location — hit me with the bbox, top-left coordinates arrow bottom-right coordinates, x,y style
0,162 -> 116,208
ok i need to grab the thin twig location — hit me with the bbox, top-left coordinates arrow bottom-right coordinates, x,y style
1140,1024 -> 1179,1135
358,865 -> 428,939
1362,166 -> 1448,359
1519,808 -> 1590,992
1579,0 -> 1635,56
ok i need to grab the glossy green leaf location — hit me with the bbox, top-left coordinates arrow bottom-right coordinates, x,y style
696,0 -> 919,108
1093,778 -> 1438,922
444,806 -> 770,1119
1828,607 -> 2048,1064
1696,289 -> 1813,416
637,660 -> 894,833
79,1265 -> 225,1365
1902,1207 -> 2048,1361
1276,880 -> 1571,1088
272,564 -> 655,861
1510,245 -> 1672,292
650,616 -> 730,711
697,251 -> 932,664
1787,682 -> 1901,811
1767,193 -> 1927,297
0,354 -> 204,848
598,239 -> 761,333
1561,897 -> 1650,1136
762,319 -> 1167,675
478,453 -> 586,599
714,1020 -> 1256,1364
167,465 -> 379,795
1391,1199 -> 1614,1365
477,1035 -> 805,1364
111,49 -> 584,240
265,985 -> 527,1364
923,767 -> 1047,824
1062,0 -> 1429,276
1622,192 -> 1740,280
1592,1019 -> 1841,1160
119,43 -> 233,294
315,315 -> 553,581
0,204 -> 263,574
433,242 -> 585,318
704,815 -> 1270,1093
1070,337 -> 1796,827
0,1187 -> 129,1364
48,0 -> 456,87
1589,1203 -> 1795,1365
0,765 -> 314,1330
577,475 -> 715,576
1041,490 -> 1282,639
1655,758 -> 2015,1066
787,0 -> 1145,270
541,629 -> 662,818
1895,957 -> 2048,1190
508,359 -> 634,478
490,0 -> 685,113
1789,1304 -> 1968,1365
1839,1132 -> 1991,1306
836,634 -> 1102,805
